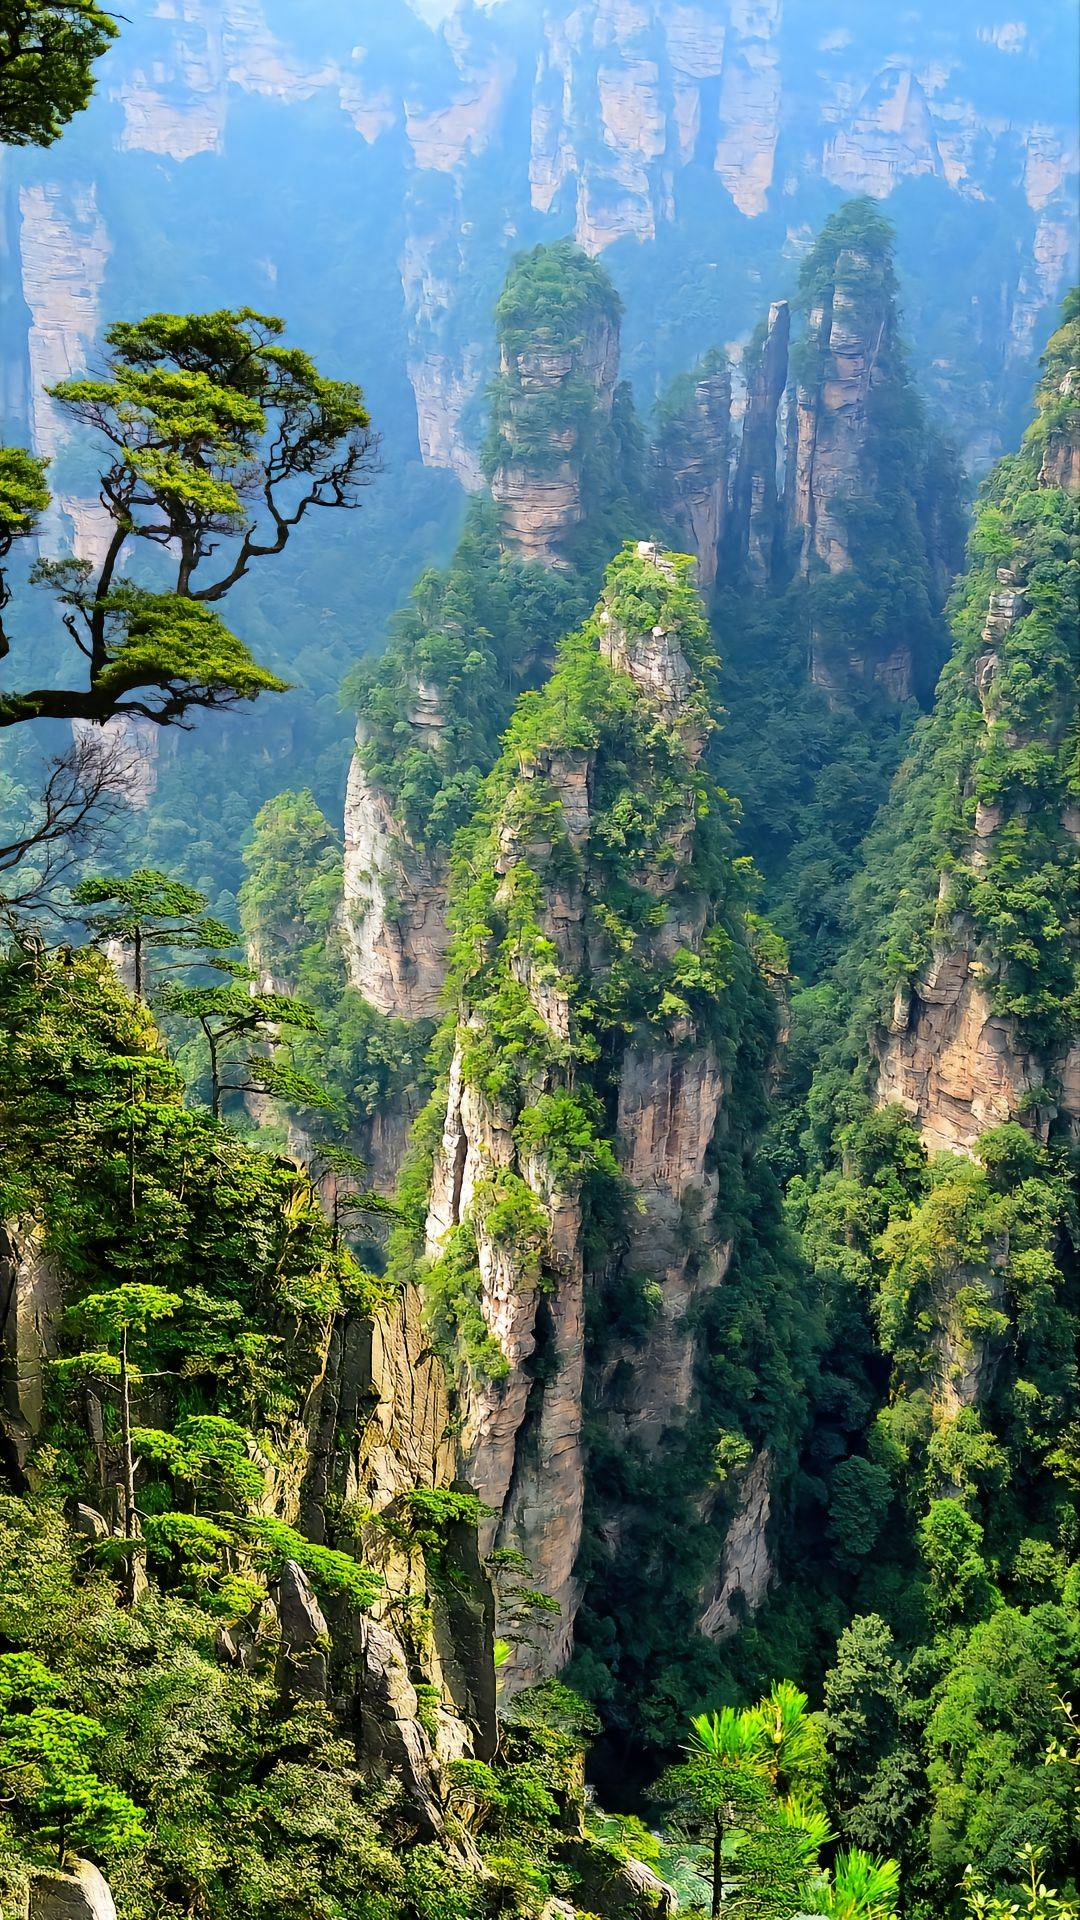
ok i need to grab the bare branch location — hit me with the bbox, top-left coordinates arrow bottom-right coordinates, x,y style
0,729 -> 137,908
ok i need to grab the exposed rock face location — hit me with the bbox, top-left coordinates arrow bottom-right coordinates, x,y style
17,180 -> 113,564
421,546 -> 775,1687
699,1449 -> 773,1641
1039,365 -> 1080,494
401,218 -> 487,491
425,963 -> 589,1691
341,726 -> 451,1022
300,1271 -> 497,1767
789,248 -> 889,584
876,953 -> 1052,1158
653,354 -> 731,587
28,1862 -> 116,1920
875,547 -> 1079,1155
603,1043 -> 731,1447
784,239 -> 948,700
731,300 -> 789,585
352,1615 -> 454,1841
823,64 -> 944,200
864,280 -> 1076,1190
489,306 -> 620,567
931,1251 -> 1008,1418
275,1559 -> 331,1701
0,1223 -> 63,1480
11,1 -> 1075,502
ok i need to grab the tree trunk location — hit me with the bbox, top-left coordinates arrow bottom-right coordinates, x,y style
119,1326 -> 138,1605
712,1807 -> 723,1916
133,924 -> 143,1001
208,1029 -> 221,1118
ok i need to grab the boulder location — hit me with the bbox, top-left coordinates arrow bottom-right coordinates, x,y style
275,1560 -> 329,1700
29,1860 -> 117,1920
69,1504 -> 110,1544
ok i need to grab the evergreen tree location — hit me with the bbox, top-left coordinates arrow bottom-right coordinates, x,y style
0,310 -> 375,732
0,0 -> 118,147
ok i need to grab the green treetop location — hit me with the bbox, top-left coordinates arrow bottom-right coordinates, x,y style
0,1652 -> 143,1868
0,0 -> 118,147
72,869 -> 233,999
160,972 -> 328,1119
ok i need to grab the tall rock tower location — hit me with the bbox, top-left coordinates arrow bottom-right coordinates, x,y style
653,350 -> 732,588
341,243 -> 633,1062
486,241 -> 623,568
408,544 -> 785,1688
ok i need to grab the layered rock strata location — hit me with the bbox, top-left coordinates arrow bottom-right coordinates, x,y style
652,352 -> 731,587
488,266 -> 620,567
341,723 -> 451,1023
731,301 -> 789,585
419,544 -> 776,1688
788,246 -> 889,585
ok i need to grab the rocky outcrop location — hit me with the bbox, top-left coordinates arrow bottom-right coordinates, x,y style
731,301 -> 789,585
341,727 -> 451,1023
930,1250 -> 1008,1418
699,1448 -> 773,1641
875,951 -> 1054,1158
653,352 -> 731,588
12,0 -> 1073,513
0,1223 -> 63,1482
1039,365 -> 1080,494
275,1559 -> 331,1701
28,1862 -> 116,1920
789,247 -> 889,585
488,256 -> 621,567
785,234 -> 948,700
401,217 -> 487,491
419,545 -> 776,1687
875,517 -> 1079,1156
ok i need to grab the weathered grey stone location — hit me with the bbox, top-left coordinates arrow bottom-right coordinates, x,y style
275,1559 -> 330,1701
69,1503 -> 109,1544
732,299 -> 789,586
29,1860 -> 117,1920
353,1615 -> 447,1839
1,1222 -> 64,1478
561,1840 -> 676,1917
277,1560 -> 330,1648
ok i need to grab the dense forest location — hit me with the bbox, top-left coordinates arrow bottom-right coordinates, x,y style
0,6 -> 1077,1920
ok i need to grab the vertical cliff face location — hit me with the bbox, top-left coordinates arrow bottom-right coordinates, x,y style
780,205 -> 957,701
731,300 -> 789,587
788,245 -> 889,584
486,241 -> 622,568
341,724 -> 452,1023
652,350 -> 731,588
872,297 -> 1080,1160
407,544 -> 778,1689
341,244 -> 629,1038
6,0 -> 1075,538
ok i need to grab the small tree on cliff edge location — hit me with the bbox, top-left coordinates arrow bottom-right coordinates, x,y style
0,308 -> 376,736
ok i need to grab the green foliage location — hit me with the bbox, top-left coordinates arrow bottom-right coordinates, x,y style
0,0 -> 118,147
830,292 -> 1079,1051
239,789 -> 434,1128
964,1847 -> 1080,1920
73,868 -> 232,999
0,445 -> 51,546
657,1685 -> 895,1920
490,240 -> 621,362
348,495 -> 591,851
0,306 -> 374,733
